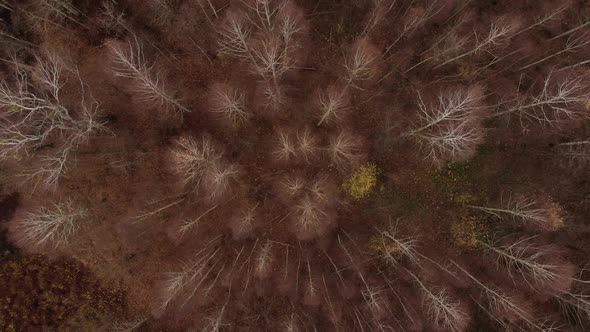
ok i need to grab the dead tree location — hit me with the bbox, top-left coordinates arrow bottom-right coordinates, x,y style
12,199 -> 86,249
201,303 -> 229,332
281,312 -> 301,332
158,245 -> 222,312
557,290 -> 590,328
492,72 -> 589,130
0,54 -> 107,189
467,194 -> 563,231
292,195 -> 330,240
483,237 -> 573,293
280,175 -> 305,198
0,55 -> 68,160
208,83 -> 249,125
230,203 -> 256,240
314,36 -> 379,126
254,239 -> 273,279
274,130 -> 296,162
169,135 -> 238,201
344,37 -> 380,88
99,0 -> 130,36
178,204 -> 220,239
360,0 -> 396,36
327,130 -> 364,171
519,32 -> 590,71
148,0 -> 175,26
451,261 -> 542,331
375,223 -> 421,268
408,271 -> 470,332
108,38 -> 190,114
170,136 -> 221,190
316,84 -> 350,126
555,140 -> 590,170
203,162 -> 240,202
384,1 -> 442,55
0,0 -> 11,10
217,9 -> 253,59
216,1 -> 306,110
434,21 -> 513,68
405,87 -> 485,165
38,0 -> 85,25
296,127 -> 319,162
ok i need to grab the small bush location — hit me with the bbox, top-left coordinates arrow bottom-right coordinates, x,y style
450,215 -> 489,249
343,163 -> 379,200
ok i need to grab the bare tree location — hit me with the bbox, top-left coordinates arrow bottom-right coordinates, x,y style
555,140 -> 590,170
557,291 -> 590,327
434,21 -> 514,68
217,2 -> 305,83
158,246 -> 222,312
208,83 -> 249,125
467,194 -> 563,231
0,54 -> 107,189
99,1 -> 128,34
12,200 -> 86,249
360,280 -> 388,320
0,0 -> 11,10
408,271 -> 470,332
254,239 -> 273,279
344,37 -> 380,87
407,29 -> 469,75
296,127 -> 319,162
230,203 -> 257,239
361,0 -> 396,36
405,87 -> 485,165
203,162 -> 240,201
258,81 -> 285,110
514,5 -> 567,38
316,85 -> 349,126
274,130 -> 296,161
483,237 -> 573,292
109,317 -> 148,332
308,175 -> 331,203
108,38 -> 190,114
24,99 -> 108,189
375,223 -> 421,268
202,303 -> 229,332
251,36 -> 297,84
178,204 -> 219,239
39,0 -> 84,25
280,175 -> 305,197
0,55 -> 68,159
217,9 -> 253,59
149,0 -> 175,26
327,130 -> 364,171
304,259 -> 320,305
170,136 -> 221,190
451,261 -> 542,331
292,195 -> 330,240
282,312 -> 301,332
492,72 -> 589,130
384,1 -> 442,55
519,32 -> 590,71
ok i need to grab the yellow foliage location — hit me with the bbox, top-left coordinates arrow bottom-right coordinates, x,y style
343,163 -> 379,200
451,215 -> 488,249
368,234 -> 403,261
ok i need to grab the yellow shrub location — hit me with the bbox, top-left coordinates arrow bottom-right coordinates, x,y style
451,215 -> 488,249
343,163 -> 378,200
368,234 -> 403,261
